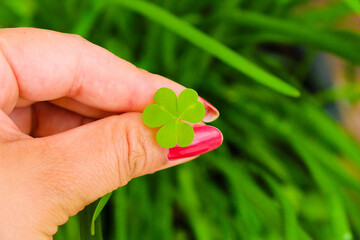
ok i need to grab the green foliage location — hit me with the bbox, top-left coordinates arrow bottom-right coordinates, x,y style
118,0 -> 301,97
3,0 -> 360,239
91,192 -> 112,236
142,88 -> 205,148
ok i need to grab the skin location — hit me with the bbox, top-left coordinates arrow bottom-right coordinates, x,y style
0,28 -> 212,239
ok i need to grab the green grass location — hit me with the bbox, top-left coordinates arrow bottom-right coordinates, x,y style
1,0 -> 360,239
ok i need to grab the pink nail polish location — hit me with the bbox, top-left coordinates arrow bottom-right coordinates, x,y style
168,126 -> 223,161
201,98 -> 220,122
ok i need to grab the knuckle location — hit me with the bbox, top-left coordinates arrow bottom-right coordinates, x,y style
124,117 -> 149,177
109,115 -> 153,184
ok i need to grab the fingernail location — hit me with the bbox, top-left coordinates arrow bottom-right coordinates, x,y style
201,98 -> 220,122
168,126 -> 223,161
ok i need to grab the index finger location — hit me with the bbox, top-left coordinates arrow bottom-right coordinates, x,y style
0,28 -> 219,121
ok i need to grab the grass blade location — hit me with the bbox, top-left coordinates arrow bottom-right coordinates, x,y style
117,0 -> 300,97
228,10 -> 360,64
90,192 -> 113,236
78,202 -> 104,240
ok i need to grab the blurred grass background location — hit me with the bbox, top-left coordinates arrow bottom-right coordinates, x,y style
2,0 -> 360,239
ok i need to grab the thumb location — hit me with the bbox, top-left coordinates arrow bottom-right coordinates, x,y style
17,113 -> 222,234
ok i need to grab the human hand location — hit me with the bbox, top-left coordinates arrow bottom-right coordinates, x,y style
0,28 -> 222,239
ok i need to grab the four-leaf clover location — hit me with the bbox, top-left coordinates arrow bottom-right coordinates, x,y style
142,88 -> 206,148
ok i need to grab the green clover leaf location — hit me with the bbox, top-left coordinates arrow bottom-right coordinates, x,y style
142,88 -> 206,148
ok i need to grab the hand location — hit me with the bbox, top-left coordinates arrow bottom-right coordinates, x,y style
0,28 -> 222,239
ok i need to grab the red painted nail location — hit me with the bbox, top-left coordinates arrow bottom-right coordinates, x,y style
168,126 -> 223,161
201,98 -> 219,123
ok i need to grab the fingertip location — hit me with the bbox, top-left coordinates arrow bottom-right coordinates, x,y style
201,98 -> 220,122
167,125 -> 223,161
